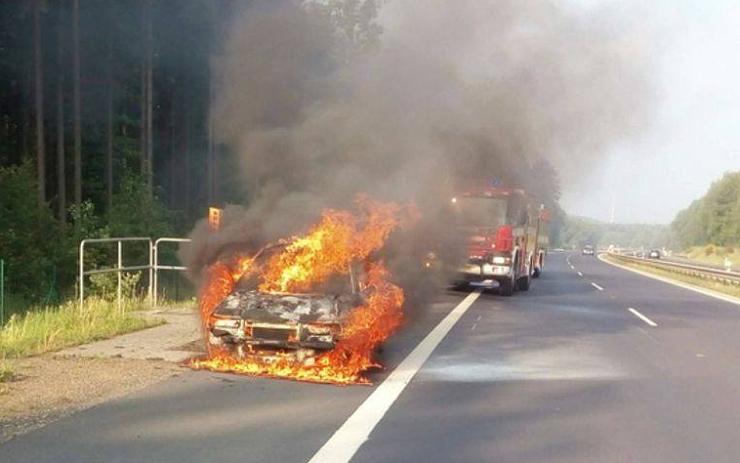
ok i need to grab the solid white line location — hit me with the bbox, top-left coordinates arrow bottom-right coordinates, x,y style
307,290 -> 482,463
578,271 -> 584,277
591,282 -> 604,291
629,307 -> 658,327
598,254 -> 740,307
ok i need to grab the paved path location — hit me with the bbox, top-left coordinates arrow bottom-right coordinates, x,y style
58,310 -> 202,363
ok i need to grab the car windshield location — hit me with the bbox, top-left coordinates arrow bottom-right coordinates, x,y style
454,197 -> 508,228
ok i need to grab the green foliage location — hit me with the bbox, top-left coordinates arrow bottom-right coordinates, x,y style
0,165 -> 180,308
0,163 -> 62,299
108,174 -> 174,238
672,171 -> 740,248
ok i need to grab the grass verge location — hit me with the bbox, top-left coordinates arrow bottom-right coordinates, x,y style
0,297 -> 163,359
604,255 -> 740,299
681,245 -> 740,269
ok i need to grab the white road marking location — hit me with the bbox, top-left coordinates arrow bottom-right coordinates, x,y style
591,282 -> 604,291
307,290 -> 482,463
628,307 -> 658,327
569,265 -> 575,270
598,253 -> 740,307
476,314 -> 482,322
577,271 -> 583,277
471,323 -> 478,331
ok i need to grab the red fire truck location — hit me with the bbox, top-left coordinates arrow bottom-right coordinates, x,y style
451,181 -> 549,296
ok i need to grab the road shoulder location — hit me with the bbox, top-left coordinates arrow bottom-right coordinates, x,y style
598,253 -> 740,306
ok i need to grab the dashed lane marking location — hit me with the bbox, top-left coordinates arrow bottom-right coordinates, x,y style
629,307 -> 658,327
591,282 -> 604,291
307,290 -> 482,463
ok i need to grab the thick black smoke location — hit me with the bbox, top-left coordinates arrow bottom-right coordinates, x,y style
180,0 -> 653,288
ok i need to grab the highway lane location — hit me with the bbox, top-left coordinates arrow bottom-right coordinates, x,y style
350,253 -> 740,462
5,253 -> 740,462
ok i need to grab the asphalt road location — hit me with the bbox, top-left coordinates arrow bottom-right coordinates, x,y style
4,252 -> 740,462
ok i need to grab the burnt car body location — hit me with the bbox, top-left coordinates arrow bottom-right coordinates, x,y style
207,243 -> 364,362
208,290 -> 363,360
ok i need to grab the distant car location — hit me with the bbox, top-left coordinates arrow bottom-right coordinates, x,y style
582,245 -> 595,256
551,248 -> 565,253
648,249 -> 661,259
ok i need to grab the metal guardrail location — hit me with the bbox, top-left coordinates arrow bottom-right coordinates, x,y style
609,253 -> 740,285
79,237 -> 153,312
78,236 -> 191,312
152,237 -> 191,307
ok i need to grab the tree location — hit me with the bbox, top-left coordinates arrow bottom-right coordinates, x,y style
73,0 -> 82,209
106,0 -> 114,212
56,2 -> 66,227
33,0 -> 45,206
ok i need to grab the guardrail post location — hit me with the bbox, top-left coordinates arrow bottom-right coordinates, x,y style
79,240 -> 85,313
153,240 -> 158,307
1,258 -> 5,325
148,239 -> 153,304
117,240 -> 123,313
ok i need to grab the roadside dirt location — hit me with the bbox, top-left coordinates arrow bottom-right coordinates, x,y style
0,355 -> 183,444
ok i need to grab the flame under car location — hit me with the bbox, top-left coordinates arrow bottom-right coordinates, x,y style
208,289 -> 364,363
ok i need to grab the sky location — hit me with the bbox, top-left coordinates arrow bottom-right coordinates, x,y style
561,0 -> 740,224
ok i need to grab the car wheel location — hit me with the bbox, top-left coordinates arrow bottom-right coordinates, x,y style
499,277 -> 514,296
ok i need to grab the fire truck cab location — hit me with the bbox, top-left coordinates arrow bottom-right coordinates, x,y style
451,182 -> 548,296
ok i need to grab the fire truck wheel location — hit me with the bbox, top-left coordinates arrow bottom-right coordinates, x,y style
499,278 -> 514,296
518,275 -> 531,291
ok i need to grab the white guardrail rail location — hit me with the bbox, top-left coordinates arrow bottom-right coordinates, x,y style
608,252 -> 740,286
78,237 -> 191,311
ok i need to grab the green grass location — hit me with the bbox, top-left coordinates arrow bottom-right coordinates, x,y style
0,297 -> 163,359
681,245 -> 740,269
606,255 -> 740,299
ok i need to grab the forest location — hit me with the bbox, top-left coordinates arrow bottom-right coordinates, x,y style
1,0 -> 236,308
672,171 -> 740,248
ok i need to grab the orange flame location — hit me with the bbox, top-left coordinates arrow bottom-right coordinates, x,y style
188,197 -> 414,385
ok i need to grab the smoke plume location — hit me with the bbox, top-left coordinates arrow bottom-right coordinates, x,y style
181,0 -> 653,285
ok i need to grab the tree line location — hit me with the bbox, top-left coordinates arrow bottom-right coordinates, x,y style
0,1 -> 239,306
672,171 -> 740,248
0,1 -> 237,223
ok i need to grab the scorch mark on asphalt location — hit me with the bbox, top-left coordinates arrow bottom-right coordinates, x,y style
307,290 -> 482,463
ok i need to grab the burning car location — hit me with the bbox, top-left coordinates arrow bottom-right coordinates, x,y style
191,198 -> 409,384
208,284 -> 364,364
206,242 -> 367,364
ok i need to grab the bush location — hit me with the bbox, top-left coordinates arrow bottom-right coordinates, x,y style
0,163 -> 62,299
705,245 -> 715,256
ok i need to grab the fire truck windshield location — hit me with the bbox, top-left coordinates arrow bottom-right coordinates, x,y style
454,196 -> 508,228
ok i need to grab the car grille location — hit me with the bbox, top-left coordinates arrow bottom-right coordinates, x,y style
251,326 -> 296,342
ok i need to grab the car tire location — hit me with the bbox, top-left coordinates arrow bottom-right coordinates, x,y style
518,275 -> 531,291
